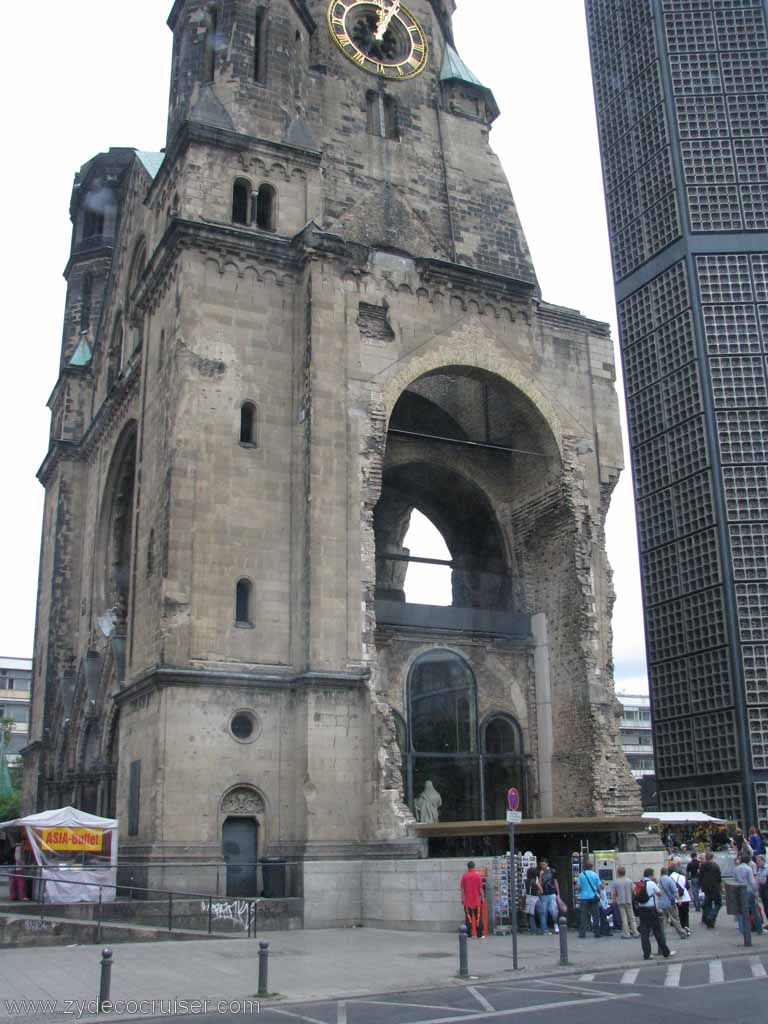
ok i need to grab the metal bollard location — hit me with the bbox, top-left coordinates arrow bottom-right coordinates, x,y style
738,886 -> 753,948
98,948 -> 113,1012
458,924 -> 469,978
258,941 -> 270,997
558,916 -> 570,965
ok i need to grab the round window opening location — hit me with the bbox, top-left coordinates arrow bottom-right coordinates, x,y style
230,710 -> 260,743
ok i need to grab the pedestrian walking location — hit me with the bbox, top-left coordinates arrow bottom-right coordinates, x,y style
634,868 -> 676,962
611,865 -> 640,938
460,861 -> 485,939
538,859 -> 560,934
748,826 -> 765,858
699,851 -> 723,929
658,867 -> 687,938
577,859 -> 602,938
686,849 -> 701,911
756,854 -> 767,921
670,861 -> 692,935
734,851 -> 763,937
524,865 -> 543,935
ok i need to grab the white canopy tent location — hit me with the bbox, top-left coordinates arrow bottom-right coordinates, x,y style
0,806 -> 119,903
642,812 -> 727,825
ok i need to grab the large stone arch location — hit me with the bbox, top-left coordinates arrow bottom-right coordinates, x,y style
94,420 -> 138,630
380,340 -> 566,454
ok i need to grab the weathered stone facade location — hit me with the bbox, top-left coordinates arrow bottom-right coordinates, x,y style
25,0 -> 638,909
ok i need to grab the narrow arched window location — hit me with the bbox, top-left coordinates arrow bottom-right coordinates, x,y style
203,7 -> 218,83
367,91 -> 398,140
254,7 -> 267,83
235,579 -> 253,626
255,184 -> 276,231
482,714 -> 525,820
383,96 -> 398,140
83,208 -> 105,239
232,179 -> 251,224
240,402 -> 256,445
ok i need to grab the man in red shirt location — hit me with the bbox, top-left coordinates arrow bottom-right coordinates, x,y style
460,861 -> 485,938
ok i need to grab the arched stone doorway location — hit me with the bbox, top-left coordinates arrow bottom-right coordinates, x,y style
221,787 -> 265,897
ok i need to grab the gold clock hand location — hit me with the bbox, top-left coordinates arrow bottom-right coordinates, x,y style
374,0 -> 400,41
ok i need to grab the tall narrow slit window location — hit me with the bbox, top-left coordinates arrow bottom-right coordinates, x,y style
240,402 -> 257,445
366,91 -> 399,140
254,184 -> 276,231
232,179 -> 251,224
254,7 -> 267,83
203,7 -> 218,83
235,578 -> 253,626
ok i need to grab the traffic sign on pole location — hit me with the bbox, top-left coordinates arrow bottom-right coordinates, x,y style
507,788 -> 520,812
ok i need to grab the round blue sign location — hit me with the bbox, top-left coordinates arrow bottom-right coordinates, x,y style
507,788 -> 520,812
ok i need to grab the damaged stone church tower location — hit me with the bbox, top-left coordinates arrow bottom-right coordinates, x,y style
26,0 -> 638,918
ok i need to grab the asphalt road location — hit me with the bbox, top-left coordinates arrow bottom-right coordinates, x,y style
156,952 -> 768,1024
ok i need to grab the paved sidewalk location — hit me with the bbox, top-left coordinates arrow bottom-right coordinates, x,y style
0,918 -> 763,1023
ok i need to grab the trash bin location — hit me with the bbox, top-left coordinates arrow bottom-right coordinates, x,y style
724,880 -> 744,916
261,858 -> 286,899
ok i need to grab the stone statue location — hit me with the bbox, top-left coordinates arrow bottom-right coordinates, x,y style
414,779 -> 442,823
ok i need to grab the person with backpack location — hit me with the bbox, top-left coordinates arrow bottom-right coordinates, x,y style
698,851 -> 723,929
634,867 -> 676,962
658,867 -> 687,938
670,861 -> 692,935
577,858 -> 602,938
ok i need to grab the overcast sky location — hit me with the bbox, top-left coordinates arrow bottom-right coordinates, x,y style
0,1 -> 647,694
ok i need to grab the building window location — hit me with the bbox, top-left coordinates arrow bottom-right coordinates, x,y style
203,7 -> 218,83
128,760 -> 141,836
235,579 -> 253,626
83,209 -> 105,239
367,90 -> 398,140
6,678 -> 14,691
254,7 -> 267,83
240,402 -> 257,445
254,184 -> 276,231
232,179 -> 251,225
401,652 -> 526,822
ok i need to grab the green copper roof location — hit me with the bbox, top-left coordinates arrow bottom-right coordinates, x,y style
68,336 -> 93,367
440,44 -> 484,89
135,151 -> 165,179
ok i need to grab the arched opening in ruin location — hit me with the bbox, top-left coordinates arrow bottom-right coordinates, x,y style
96,423 -> 138,633
374,365 -> 560,622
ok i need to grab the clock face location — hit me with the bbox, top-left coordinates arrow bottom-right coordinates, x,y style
327,1 -> 428,80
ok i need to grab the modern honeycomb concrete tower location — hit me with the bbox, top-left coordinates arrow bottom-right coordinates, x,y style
586,0 -> 768,829
25,0 -> 638,924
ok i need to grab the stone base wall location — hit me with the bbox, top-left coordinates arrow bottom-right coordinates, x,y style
304,857 -> 496,931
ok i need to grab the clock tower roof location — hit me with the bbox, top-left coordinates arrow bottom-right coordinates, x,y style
440,44 -> 499,121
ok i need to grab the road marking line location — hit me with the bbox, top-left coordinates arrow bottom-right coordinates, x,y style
750,959 -> 767,978
620,969 -> 639,985
368,993 -> 640,1024
466,988 -> 495,1013
352,1000 -> 477,1014
270,1010 -> 328,1024
579,974 -> 595,982
709,960 -> 724,984
337,1001 -> 346,1024
664,963 -> 682,987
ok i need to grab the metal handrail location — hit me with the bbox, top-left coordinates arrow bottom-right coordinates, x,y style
0,869 -> 261,938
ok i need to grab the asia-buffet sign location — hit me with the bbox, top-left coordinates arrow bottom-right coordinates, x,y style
36,827 -> 104,853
